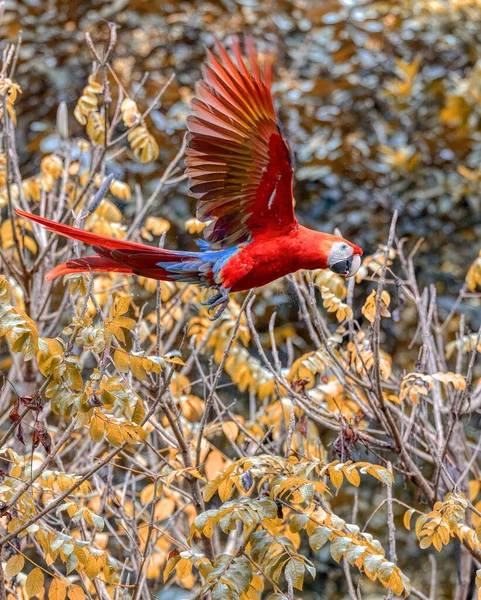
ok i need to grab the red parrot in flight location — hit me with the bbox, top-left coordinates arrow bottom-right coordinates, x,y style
16,37 -> 362,319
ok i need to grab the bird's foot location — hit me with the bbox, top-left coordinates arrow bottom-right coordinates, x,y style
202,286 -> 231,321
201,291 -> 222,307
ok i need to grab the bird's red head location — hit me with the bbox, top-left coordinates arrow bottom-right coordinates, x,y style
325,237 -> 363,278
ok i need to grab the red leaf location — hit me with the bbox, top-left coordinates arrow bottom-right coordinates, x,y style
34,421 -> 52,454
20,396 -> 42,411
9,398 -> 20,423
16,422 -> 25,445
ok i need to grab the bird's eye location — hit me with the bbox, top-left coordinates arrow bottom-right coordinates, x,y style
341,244 -> 348,250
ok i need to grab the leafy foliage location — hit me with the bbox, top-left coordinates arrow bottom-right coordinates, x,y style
0,4 -> 480,600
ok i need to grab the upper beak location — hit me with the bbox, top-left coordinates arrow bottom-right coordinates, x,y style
330,254 -> 361,278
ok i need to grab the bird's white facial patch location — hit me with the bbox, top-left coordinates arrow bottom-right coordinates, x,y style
327,242 -> 361,278
328,242 -> 353,266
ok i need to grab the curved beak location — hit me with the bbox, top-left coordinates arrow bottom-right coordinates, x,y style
330,254 -> 361,278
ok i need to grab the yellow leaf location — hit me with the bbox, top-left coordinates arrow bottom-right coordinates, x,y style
419,535 -> 433,549
320,287 -> 352,322
89,414 -> 105,443
145,216 -> 170,236
110,180 -> 131,201
343,467 -> 360,487
388,569 -> 404,596
441,95 -> 471,127
26,568 -> 44,598
175,558 -> 193,580
121,98 -> 141,126
111,295 -> 131,317
5,554 -> 24,579
67,585 -> 85,600
403,508 -> 415,531
130,356 -> 147,381
469,480 -> 481,502
415,515 -> 427,539
48,578 -> 67,600
204,450 -> 228,481
105,422 -> 123,447
222,421 -> 239,441
218,477 -> 234,502
113,316 -> 137,331
163,553 -> 181,582
41,155 -> 62,179
328,466 -> 344,489
127,126 -> 159,163
185,218 -> 207,234
180,572 -> 195,589
132,400 -> 145,425
84,554 -> 100,580
432,372 -> 466,390
113,349 -> 130,373
466,254 -> 481,292
432,533 -> 443,552
388,57 -> 421,97
361,290 -> 391,324
86,111 -> 105,145
154,498 -> 175,520
164,355 -> 186,367
140,483 -> 156,505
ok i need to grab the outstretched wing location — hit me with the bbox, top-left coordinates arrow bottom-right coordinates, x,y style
185,37 -> 297,248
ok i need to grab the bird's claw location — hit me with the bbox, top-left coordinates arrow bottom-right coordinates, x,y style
201,292 -> 222,306
203,287 -> 231,321
208,301 -> 229,321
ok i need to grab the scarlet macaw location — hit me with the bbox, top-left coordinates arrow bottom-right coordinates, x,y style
16,37 -> 362,319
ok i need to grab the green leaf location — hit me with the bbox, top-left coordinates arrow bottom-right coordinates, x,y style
330,536 -> 352,562
345,544 -> 368,565
66,552 -> 79,575
298,483 -> 314,503
290,513 -> 309,533
86,509 -> 104,531
363,553 -> 385,575
258,497 -> 278,519
309,526 -> 331,552
378,560 -> 395,581
285,558 -> 304,590
51,534 -> 66,552
226,556 -> 251,595
212,583 -> 230,600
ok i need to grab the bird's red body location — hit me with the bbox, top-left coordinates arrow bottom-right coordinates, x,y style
17,37 -> 362,319
221,228 -> 348,292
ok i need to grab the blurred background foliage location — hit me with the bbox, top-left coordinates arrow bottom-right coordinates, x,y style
7,0 -> 481,293
1,1 -> 481,599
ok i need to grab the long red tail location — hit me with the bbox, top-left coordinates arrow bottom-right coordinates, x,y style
16,208 -> 179,252
15,209 -> 203,282
45,256 -> 135,281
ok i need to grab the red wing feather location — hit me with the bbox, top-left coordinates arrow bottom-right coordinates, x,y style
185,37 -> 297,248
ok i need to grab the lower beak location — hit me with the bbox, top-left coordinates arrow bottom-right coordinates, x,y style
330,254 -> 361,278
